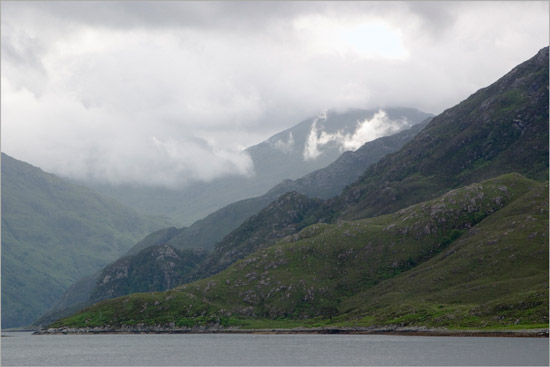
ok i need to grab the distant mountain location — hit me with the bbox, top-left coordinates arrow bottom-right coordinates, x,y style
129,118 -> 431,255
1,153 -> 170,328
87,108 -> 432,225
36,118 -> 430,324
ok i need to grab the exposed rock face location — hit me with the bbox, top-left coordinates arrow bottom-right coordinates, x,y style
89,245 -> 208,303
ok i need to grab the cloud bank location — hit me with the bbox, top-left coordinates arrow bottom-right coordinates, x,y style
1,1 -> 548,187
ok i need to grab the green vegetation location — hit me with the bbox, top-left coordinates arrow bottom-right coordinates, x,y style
35,111 -> 432,327
52,174 -> 548,330
1,153 -> 170,328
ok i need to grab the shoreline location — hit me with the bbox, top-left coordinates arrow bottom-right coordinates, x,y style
33,326 -> 549,338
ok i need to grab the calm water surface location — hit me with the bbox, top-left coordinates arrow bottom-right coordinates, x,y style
1,332 -> 548,366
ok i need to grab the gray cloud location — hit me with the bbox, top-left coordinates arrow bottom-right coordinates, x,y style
1,1 -> 548,187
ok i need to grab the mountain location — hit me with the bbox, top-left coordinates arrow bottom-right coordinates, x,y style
128,118 -> 431,255
50,173 -> 548,330
87,108 -> 432,225
1,153 -> 171,328
200,45 -> 550,273
47,47 -> 548,331
337,47 -> 548,220
148,47 -> 549,288
36,117 -> 430,324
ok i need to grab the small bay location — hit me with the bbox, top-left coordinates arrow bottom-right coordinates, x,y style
1,332 -> 548,366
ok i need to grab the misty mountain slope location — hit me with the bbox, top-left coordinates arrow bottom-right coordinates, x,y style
130,118 -> 431,255
199,46 -> 549,268
245,107 -> 432,188
337,46 -> 549,220
51,173 -> 548,330
37,118 -> 430,325
88,107 -> 432,225
32,273 -> 100,328
1,153 -> 170,328
265,118 -> 431,199
154,47 -> 549,286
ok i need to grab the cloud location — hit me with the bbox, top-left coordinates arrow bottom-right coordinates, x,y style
1,1 -> 548,187
270,132 -> 295,154
303,112 -> 329,161
150,136 -> 254,188
303,110 -> 411,161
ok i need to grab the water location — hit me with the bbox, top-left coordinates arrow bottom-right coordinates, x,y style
1,332 -> 548,366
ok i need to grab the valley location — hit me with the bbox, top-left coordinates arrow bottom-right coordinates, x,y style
41,47 -> 548,333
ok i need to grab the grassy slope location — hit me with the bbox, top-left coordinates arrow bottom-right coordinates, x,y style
1,153 -> 170,328
339,180 -> 549,329
52,173 -> 548,330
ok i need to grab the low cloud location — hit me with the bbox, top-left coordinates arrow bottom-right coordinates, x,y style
303,110 -> 411,161
149,137 -> 254,188
270,132 -> 295,154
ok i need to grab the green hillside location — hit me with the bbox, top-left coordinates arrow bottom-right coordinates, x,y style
1,153 -> 170,328
38,120 -> 429,324
51,173 -> 548,330
342,179 -> 548,328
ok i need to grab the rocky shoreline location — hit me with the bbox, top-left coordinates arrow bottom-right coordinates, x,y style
33,325 -> 549,337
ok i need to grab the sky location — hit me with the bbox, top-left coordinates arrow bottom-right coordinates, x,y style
1,1 -> 548,188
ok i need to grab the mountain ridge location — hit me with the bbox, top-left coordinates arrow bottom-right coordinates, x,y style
36,116 -> 430,325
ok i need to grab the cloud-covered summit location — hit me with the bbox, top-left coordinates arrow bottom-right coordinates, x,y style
1,1 -> 547,187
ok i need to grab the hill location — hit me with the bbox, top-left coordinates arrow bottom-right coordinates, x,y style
50,173 -> 548,330
1,153 -> 170,328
